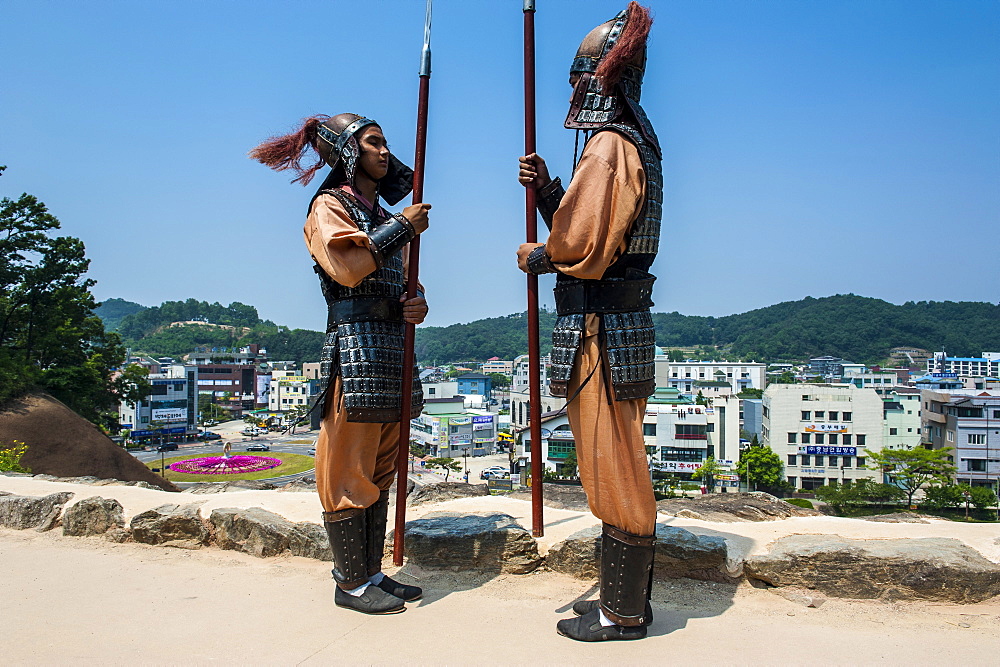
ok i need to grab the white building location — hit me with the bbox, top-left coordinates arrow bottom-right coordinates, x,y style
655,359 -> 766,395
761,383 -> 883,490
120,363 -> 199,444
927,352 -> 1000,377
481,359 -> 514,375
268,369 -> 309,412
643,390 -> 741,478
412,397 -> 500,458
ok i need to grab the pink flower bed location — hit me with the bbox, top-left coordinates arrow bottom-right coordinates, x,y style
168,455 -> 283,475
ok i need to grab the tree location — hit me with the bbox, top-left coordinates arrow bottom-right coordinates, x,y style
738,388 -> 763,399
868,446 -> 957,507
666,349 -> 685,362
487,373 -> 510,389
968,486 -> 998,512
560,450 -> 578,478
693,457 -> 724,491
737,445 -> 785,493
425,457 -> 461,482
773,371 -> 797,384
922,484 -> 965,510
0,166 -> 131,427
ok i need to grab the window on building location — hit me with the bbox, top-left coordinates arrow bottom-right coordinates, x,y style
815,455 -> 825,466
828,456 -> 838,467
787,433 -> 797,444
842,412 -> 852,421
829,411 -> 838,421
814,411 -> 825,419
889,428 -> 898,436
659,447 -> 703,462
994,410 -> 1000,419
801,411 -> 811,420
815,434 -> 825,444
841,456 -> 852,467
428,388 -> 436,395
762,406 -> 769,418
842,434 -> 852,445
706,423 -> 715,432
968,433 -> 986,445
787,455 -> 797,465
968,459 -> 987,472
856,434 -> 866,446
800,455 -> 811,466
672,372 -> 677,377
801,433 -> 811,444
141,416 -> 149,424
643,423 -> 656,436
856,457 -> 866,468
947,430 -> 955,442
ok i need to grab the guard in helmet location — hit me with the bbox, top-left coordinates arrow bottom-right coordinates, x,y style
517,2 -> 660,641
251,114 -> 430,615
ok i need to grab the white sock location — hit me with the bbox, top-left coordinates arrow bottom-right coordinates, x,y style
598,609 -> 616,627
345,582 -> 370,597
368,572 -> 385,585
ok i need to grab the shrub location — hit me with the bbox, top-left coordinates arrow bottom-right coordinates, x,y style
0,440 -> 31,473
785,498 -> 813,509
922,484 -> 964,510
968,486 -> 998,511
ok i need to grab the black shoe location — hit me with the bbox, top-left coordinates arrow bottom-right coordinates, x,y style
572,599 -> 653,626
334,584 -> 405,615
375,574 -> 423,602
557,609 -> 647,642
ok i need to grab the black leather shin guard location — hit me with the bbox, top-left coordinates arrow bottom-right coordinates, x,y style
365,491 -> 390,577
323,508 -> 369,590
599,523 -> 655,627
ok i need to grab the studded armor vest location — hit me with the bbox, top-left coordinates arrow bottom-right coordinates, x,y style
314,189 -> 423,422
539,109 -> 662,402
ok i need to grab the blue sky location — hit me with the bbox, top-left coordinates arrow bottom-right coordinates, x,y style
2,0 -> 997,331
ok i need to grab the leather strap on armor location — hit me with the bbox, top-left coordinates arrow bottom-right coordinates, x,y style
536,177 -> 564,230
327,296 -> 403,330
526,245 -> 557,275
365,490 -> 390,577
322,507 -> 369,590
554,274 -> 654,314
367,213 -> 415,269
599,523 -> 655,627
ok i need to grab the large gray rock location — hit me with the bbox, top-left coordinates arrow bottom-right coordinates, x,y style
277,478 -> 317,493
390,512 -> 541,574
208,507 -> 331,560
130,504 -> 210,548
657,492 -> 821,523
63,496 -> 125,537
0,491 -> 73,531
546,524 -> 732,583
408,482 -> 488,506
182,480 -> 277,494
745,535 -> 1000,603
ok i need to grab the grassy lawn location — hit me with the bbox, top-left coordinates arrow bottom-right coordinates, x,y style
147,451 -> 315,482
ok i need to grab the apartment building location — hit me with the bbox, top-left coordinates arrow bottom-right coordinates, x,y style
643,389 -> 740,476
921,390 -> 1000,488
120,363 -> 199,444
655,360 -> 766,395
926,352 -> 1000,377
412,397 -> 500,458
761,383 -> 883,490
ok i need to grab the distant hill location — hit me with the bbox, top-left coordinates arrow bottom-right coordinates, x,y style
104,294 -> 1000,366
95,298 -> 147,332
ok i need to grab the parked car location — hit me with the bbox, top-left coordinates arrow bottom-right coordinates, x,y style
197,431 -> 222,441
155,443 -> 178,452
484,469 -> 511,480
246,443 -> 271,452
480,466 -> 508,480
307,448 -> 316,456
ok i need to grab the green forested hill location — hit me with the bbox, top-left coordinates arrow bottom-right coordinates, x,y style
94,298 -> 147,332
103,294 -> 1000,366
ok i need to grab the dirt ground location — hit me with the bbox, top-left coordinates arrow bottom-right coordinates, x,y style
3,528 -> 999,666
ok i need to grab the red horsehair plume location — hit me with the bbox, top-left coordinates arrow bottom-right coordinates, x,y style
595,1 -> 653,88
249,114 -> 330,185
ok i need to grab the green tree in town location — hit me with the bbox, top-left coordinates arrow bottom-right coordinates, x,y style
921,484 -> 965,510
868,446 -> 957,508
968,486 -> 998,512
425,457 -> 462,482
560,450 -> 578,478
693,457 -> 724,491
487,373 -> 511,389
736,445 -> 785,493
773,371 -> 797,384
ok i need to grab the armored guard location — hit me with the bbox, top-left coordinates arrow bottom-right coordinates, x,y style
517,2 -> 660,641
251,113 -> 430,615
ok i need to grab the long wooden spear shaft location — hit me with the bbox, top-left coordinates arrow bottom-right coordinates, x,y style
394,0 -> 433,566
523,0 -> 544,538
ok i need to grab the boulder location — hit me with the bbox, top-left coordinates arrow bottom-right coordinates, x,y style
657,492 -> 821,523
182,480 -> 277,494
130,504 -> 210,549
0,491 -> 73,531
546,524 -> 732,582
744,535 -> 1000,603
208,507 -> 331,560
408,482 -> 489,506
390,512 -> 541,574
277,478 -> 317,493
510,483 -> 589,511
861,512 -> 932,524
63,496 -> 125,537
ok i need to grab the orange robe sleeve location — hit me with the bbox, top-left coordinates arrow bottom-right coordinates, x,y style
545,131 -> 646,280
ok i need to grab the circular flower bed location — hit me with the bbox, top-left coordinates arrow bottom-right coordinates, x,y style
168,455 -> 282,475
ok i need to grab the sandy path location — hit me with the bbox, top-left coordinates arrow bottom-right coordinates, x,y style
3,528 -> 998,665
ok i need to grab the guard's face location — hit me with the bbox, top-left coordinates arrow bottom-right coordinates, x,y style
357,126 -> 390,181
